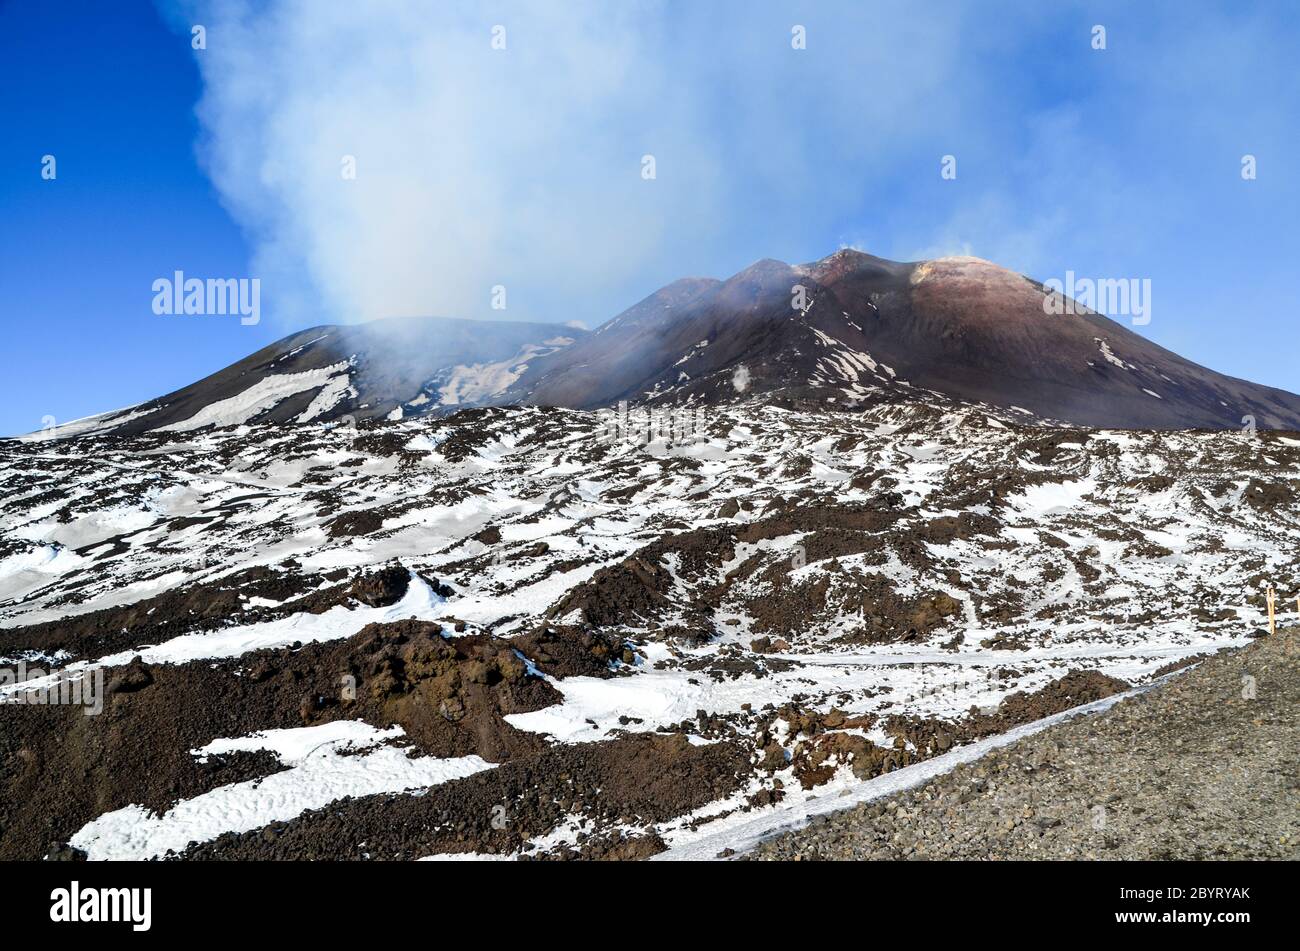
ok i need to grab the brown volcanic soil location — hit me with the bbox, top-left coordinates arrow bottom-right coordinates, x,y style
0,618 -> 560,860
774,670 -> 1130,793
178,732 -> 750,860
0,565 -> 416,665
537,490 -> 995,650
881,670 -> 1133,757
749,571 -> 962,645
512,623 -> 636,679
545,500 -> 910,643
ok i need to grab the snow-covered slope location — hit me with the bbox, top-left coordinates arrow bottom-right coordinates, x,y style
2,396 -> 1294,859
20,317 -> 587,440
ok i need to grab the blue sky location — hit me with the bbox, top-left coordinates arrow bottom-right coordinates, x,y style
2,0 -> 1298,436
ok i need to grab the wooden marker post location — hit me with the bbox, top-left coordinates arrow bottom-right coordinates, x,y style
1266,586 -> 1276,636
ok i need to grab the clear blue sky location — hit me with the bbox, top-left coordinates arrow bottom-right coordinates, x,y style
2,0 -> 1298,436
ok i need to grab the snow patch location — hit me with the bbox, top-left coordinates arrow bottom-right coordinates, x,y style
70,721 -> 493,860
160,362 -> 353,432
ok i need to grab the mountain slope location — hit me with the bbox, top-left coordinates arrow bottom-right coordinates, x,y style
21,250 -> 1300,439
2,398 -> 1293,858
504,250 -> 1300,430
25,317 -> 585,439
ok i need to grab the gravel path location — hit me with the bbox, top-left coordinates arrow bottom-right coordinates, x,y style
750,628 -> 1299,860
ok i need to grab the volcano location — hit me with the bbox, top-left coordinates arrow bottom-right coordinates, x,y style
20,249 -> 1300,439
501,249 -> 1300,430
4,250 -> 1298,861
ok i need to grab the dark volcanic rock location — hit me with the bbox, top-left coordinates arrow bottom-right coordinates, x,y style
502,250 -> 1300,430
348,565 -> 410,607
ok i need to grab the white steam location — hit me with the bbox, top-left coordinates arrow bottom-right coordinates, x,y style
166,0 -> 995,329
171,0 -> 716,327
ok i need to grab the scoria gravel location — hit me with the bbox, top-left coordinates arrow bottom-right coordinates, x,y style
749,627 -> 1299,860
